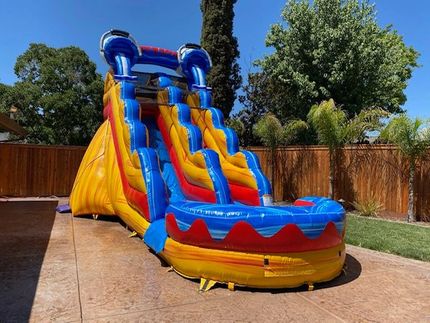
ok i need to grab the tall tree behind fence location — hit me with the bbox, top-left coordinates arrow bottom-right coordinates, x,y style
1,143 -> 429,221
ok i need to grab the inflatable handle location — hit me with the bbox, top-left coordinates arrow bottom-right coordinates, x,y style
177,45 -> 212,89
100,29 -> 141,81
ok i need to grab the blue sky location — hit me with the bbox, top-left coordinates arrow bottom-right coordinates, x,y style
0,0 -> 428,117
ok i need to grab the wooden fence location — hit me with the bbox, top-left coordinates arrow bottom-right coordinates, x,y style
250,145 -> 430,221
0,143 -> 429,220
0,143 -> 86,197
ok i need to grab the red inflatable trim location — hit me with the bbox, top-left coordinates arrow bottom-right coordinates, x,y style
229,183 -> 260,206
165,213 -> 342,253
103,102 -> 112,120
294,199 -> 316,207
140,46 -> 178,59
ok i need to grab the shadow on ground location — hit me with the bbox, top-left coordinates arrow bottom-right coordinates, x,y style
316,253 -> 362,288
0,200 -> 58,322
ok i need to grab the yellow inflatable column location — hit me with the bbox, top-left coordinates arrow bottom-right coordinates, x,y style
70,120 -> 115,216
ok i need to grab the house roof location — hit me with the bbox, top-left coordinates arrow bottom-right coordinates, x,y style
0,113 -> 27,137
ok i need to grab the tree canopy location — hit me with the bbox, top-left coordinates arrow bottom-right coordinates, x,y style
201,0 -> 242,118
307,99 -> 388,149
242,0 -> 419,140
0,83 -> 12,113
1,43 -> 103,145
254,113 -> 307,150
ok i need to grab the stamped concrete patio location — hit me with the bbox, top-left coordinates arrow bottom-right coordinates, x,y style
1,198 -> 429,322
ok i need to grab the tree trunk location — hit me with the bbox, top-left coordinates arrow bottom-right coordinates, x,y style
271,148 -> 276,201
407,159 -> 416,222
328,148 -> 335,199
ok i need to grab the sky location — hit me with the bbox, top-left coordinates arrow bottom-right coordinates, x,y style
0,0 -> 428,117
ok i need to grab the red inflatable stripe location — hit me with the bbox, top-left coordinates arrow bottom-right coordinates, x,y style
165,213 -> 342,253
103,102 -> 112,120
294,199 -> 316,207
140,46 -> 178,58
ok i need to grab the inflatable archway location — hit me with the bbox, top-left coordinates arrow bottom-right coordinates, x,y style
70,30 -> 346,290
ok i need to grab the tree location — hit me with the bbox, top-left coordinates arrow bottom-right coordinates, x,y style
201,0 -> 242,118
308,99 -> 388,199
237,72 -> 271,146
254,0 -> 418,127
0,83 -> 12,112
254,113 -> 307,200
380,115 -> 430,222
2,43 -> 103,145
238,70 -> 318,145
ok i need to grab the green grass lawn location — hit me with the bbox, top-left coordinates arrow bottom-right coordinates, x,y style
345,214 -> 430,262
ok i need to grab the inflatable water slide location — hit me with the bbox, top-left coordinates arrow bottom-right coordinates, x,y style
70,30 -> 346,290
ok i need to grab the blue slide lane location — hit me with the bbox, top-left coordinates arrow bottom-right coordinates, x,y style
142,117 -> 185,202
120,81 -> 167,222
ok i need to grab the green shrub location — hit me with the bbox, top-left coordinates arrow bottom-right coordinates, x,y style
352,198 -> 383,217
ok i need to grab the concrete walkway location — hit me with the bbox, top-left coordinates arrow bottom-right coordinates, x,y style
1,199 -> 430,322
